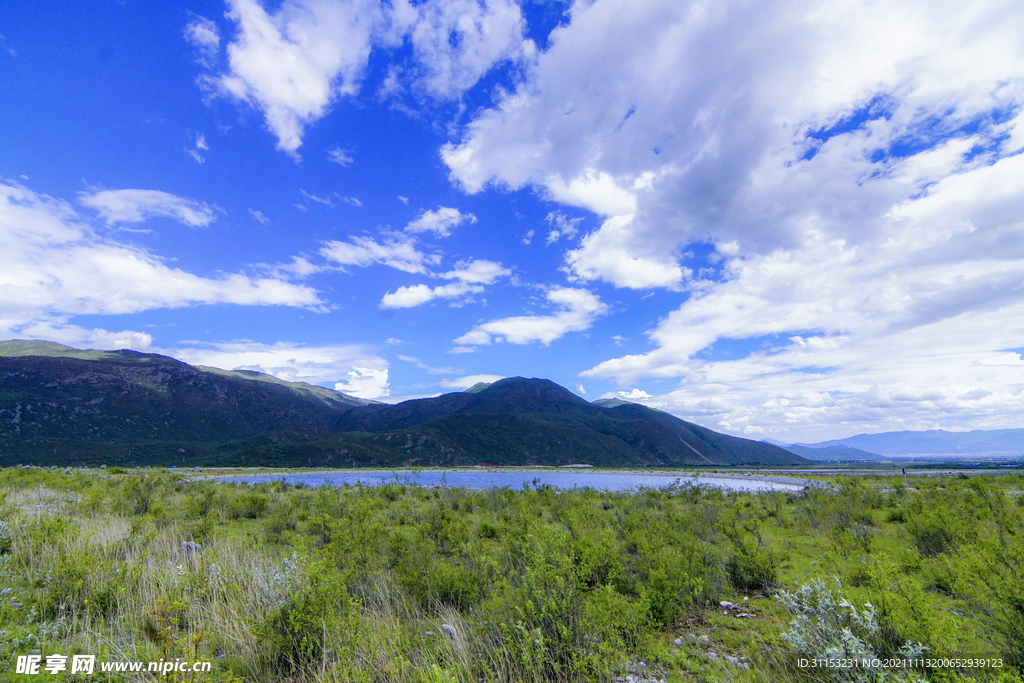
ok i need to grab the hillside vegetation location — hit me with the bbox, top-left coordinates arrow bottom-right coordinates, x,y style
0,342 -> 803,468
0,468 -> 1021,682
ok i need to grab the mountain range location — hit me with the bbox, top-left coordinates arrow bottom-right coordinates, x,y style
0,340 -> 805,468
794,429 -> 1024,458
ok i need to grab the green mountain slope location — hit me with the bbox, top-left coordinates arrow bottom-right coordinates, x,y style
335,377 -> 806,467
0,342 -> 806,468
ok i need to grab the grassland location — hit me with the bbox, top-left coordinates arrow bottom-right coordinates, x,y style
0,467 -> 1021,682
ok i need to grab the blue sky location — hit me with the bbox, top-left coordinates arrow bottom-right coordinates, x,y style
2,0 -> 1023,442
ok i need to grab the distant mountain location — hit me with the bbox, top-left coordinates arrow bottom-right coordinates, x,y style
334,377 -> 806,467
782,444 -> 882,462
800,429 -> 1024,458
0,341 -> 806,468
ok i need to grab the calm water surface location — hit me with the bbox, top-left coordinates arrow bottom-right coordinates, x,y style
212,469 -> 811,492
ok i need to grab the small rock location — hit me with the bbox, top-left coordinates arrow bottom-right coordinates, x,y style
0,588 -> 11,596
178,541 -> 202,555
441,624 -> 456,637
724,655 -> 740,664
719,601 -> 733,609
673,638 -> 683,646
707,652 -> 718,660
687,634 -> 697,642
29,649 -> 40,655
425,631 -> 435,638
9,602 -> 22,608
697,635 -> 710,646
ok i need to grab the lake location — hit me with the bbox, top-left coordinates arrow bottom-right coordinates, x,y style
211,469 -> 813,492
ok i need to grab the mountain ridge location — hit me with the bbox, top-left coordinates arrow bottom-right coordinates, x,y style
0,341 -> 806,468
797,428 -> 1024,458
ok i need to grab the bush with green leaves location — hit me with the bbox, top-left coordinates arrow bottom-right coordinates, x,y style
777,578 -> 928,683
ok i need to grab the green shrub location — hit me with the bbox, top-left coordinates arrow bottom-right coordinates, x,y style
777,578 -> 928,682
726,536 -> 785,592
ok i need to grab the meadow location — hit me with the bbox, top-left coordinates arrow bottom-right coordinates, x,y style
0,467 -> 1021,682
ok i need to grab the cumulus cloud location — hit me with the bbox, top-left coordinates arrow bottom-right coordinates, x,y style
440,373 -> 505,389
184,15 -> 220,66
402,0 -> 532,99
335,367 -> 390,398
405,206 -> 476,238
168,340 -> 390,399
437,0 -> 1024,437
0,181 -> 322,341
379,258 -> 510,308
320,234 -> 440,274
380,281 -> 482,309
443,0 -> 1024,280
454,287 -> 608,345
249,208 -> 270,224
212,0 -> 384,157
205,0 -> 531,156
79,188 -> 220,228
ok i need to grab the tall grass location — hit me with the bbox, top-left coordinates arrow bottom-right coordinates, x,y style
0,467 -> 1020,682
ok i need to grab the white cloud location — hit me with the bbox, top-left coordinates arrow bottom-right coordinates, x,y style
249,208 -> 270,224
185,131 -> 209,164
213,0 -> 384,157
440,373 -> 505,389
16,322 -> 155,351
397,354 -> 461,374
380,281 -> 483,309
440,258 -> 510,284
300,189 -> 334,207
403,0 -> 533,100
379,258 -> 511,308
544,210 -> 583,245
0,181 -> 322,342
79,189 -> 220,228
208,0 -> 532,156
442,0 -> 1024,283
339,195 -> 362,207
259,255 -> 322,279
405,206 -> 476,238
335,367 -> 390,398
327,147 -> 354,165
320,234 -> 439,274
454,287 -> 608,345
184,15 -> 220,66
167,340 -> 390,399
438,0 -> 1024,438
397,195 -> 409,204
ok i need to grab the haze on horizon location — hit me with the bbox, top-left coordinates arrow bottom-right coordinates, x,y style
1,0 -> 1022,443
